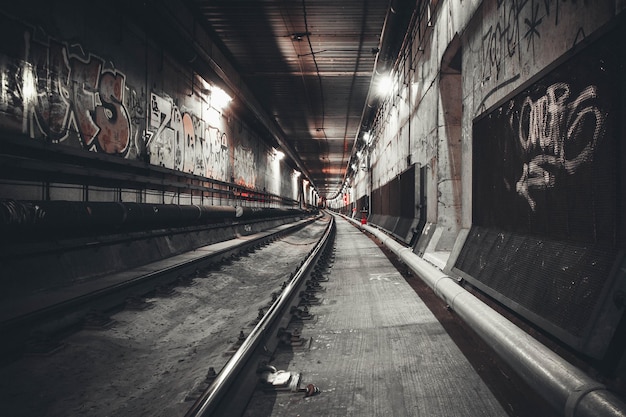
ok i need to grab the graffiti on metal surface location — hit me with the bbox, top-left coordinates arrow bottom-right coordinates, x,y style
472,25 -> 617,246
511,82 -> 605,211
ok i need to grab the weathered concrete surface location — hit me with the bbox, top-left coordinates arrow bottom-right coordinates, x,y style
351,0 -> 619,253
244,217 -> 506,417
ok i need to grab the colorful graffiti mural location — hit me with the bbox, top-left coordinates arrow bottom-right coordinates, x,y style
145,93 -> 230,181
0,23 -> 133,156
0,14 -> 241,186
233,145 -> 256,188
0,12 -> 294,193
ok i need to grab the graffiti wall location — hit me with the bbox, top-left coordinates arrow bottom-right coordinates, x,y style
454,20 -> 624,355
232,128 -> 257,189
471,0 -> 614,115
146,93 -> 230,181
0,9 -> 287,197
472,27 -> 618,246
0,16 -> 138,156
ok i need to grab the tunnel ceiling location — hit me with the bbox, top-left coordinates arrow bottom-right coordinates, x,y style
186,0 -> 410,200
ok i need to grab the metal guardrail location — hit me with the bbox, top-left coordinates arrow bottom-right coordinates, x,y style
184,214 -> 335,417
0,133 -> 300,209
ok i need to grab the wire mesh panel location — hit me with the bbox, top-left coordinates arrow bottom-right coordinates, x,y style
455,22 -> 625,357
370,165 -> 418,243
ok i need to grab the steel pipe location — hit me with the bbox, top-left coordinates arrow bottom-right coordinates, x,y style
355,219 -> 626,417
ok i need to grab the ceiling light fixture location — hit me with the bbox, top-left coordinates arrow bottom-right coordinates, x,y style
291,31 -> 310,41
209,85 -> 232,111
274,149 -> 285,160
376,73 -> 394,96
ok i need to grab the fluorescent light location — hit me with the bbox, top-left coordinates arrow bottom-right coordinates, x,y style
376,74 -> 393,96
210,85 -> 232,110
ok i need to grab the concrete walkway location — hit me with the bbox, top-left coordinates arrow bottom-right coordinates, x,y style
245,216 -> 507,417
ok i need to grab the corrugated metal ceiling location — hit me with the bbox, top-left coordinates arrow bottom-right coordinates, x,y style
188,0 -> 412,199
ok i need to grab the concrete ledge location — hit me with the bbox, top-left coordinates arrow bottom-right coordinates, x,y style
1,215 -> 308,302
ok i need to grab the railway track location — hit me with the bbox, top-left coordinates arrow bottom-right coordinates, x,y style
185,212 -> 335,417
0,213 -> 334,417
0,213 -> 316,360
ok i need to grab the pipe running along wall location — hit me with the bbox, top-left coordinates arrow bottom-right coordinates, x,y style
354,219 -> 626,417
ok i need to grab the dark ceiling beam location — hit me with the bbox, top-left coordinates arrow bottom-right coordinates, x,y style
245,71 -> 372,77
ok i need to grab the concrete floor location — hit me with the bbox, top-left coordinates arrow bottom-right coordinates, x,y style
243,217 -> 507,417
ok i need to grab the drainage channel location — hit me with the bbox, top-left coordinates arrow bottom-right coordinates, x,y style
184,215 -> 336,417
0,216 -> 318,362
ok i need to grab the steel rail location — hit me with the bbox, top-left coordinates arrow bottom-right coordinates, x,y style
184,214 -> 335,417
352,216 -> 626,417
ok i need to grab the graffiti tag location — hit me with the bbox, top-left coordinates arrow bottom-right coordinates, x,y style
233,145 -> 256,188
25,34 -> 132,155
511,82 -> 605,210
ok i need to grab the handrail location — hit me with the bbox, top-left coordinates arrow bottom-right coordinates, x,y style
184,214 -> 335,417
0,133 -> 299,209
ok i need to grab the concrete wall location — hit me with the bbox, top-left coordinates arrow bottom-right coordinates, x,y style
462,0 -> 618,229
0,0 -> 300,206
351,0 -> 626,361
355,0 -> 623,255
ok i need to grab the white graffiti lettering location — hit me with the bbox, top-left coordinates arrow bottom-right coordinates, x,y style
147,93 -> 230,180
205,126 -> 229,181
512,82 -> 605,211
233,145 -> 256,188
